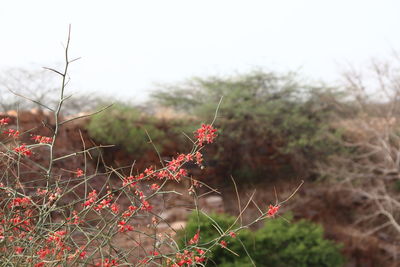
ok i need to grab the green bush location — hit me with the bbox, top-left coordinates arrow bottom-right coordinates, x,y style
178,212 -> 344,267
87,104 -> 166,154
152,71 -> 347,180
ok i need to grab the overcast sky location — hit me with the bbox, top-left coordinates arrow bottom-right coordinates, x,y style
0,0 -> 399,102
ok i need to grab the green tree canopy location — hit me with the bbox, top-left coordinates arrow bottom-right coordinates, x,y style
152,71 -> 346,181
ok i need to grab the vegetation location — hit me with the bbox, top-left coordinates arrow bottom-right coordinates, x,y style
1,32 -> 283,265
87,103 -> 166,154
152,71 -> 346,180
2,29 -> 398,266
179,211 -> 344,267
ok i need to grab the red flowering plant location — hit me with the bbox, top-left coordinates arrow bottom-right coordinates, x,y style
0,27 -> 301,266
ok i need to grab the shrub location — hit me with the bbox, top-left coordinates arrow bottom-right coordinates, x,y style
0,29 -> 231,266
0,28 -> 303,266
87,103 -> 166,154
178,212 -> 344,267
152,71 -> 346,180
0,109 -> 221,265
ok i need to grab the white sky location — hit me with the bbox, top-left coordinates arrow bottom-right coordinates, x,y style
0,0 -> 399,102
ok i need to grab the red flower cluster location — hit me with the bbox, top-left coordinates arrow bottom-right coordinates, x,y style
66,210 -> 81,225
78,250 -> 87,259
14,246 -> 24,254
82,190 -> 98,207
37,248 -> 53,260
0,117 -> 10,126
122,175 -> 141,188
121,147 -> 208,200
94,196 -> 113,211
267,204 -> 280,217
3,213 -> 33,235
188,230 -> 200,245
4,129 -> 19,138
13,144 -> 32,157
220,240 -> 227,248
195,151 -> 203,165
36,188 -> 48,196
229,231 -> 236,238
117,220 -> 134,233
122,205 -> 137,218
38,229 -> 75,262
167,154 -> 188,172
170,248 -> 206,266
110,203 -> 119,214
67,247 -> 87,261
195,124 -> 217,146
140,200 -> 153,211
150,183 -> 160,190
9,197 -> 32,208
46,230 -> 67,247
95,258 -> 118,267
93,191 -> 120,213
31,135 -> 53,144
75,168 -> 84,177
0,190 -> 92,265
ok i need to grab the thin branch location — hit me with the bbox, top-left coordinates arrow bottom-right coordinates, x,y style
42,67 -> 64,77
59,104 -> 113,125
211,96 -> 223,126
7,88 -> 54,111
230,175 -> 243,225
279,180 -> 304,205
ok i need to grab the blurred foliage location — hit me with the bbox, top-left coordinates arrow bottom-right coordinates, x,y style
0,68 -> 58,112
178,211 -> 344,267
395,180 -> 400,192
87,104 -> 166,154
0,68 -> 112,115
152,70 -> 348,180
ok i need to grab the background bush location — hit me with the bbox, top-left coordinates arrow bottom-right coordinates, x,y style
87,103 -> 166,154
178,211 -> 344,267
152,71 -> 347,181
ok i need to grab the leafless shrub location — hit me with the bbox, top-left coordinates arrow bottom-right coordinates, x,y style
317,59 -> 400,262
0,67 -> 109,115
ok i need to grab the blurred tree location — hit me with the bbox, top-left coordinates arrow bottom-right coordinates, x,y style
0,67 -> 109,115
317,60 -> 400,261
0,68 -> 58,111
152,70 -> 346,182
